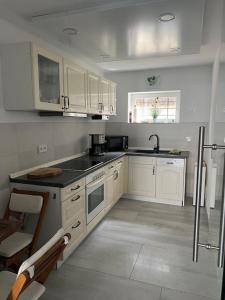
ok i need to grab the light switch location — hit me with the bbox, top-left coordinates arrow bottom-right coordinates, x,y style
185,137 -> 191,142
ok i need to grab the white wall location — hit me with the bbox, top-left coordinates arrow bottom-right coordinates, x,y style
105,65 -> 212,123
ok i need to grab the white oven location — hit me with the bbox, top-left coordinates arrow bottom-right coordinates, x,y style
86,169 -> 105,224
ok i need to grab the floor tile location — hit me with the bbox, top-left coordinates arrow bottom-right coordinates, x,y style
66,234 -> 142,278
131,244 -> 221,299
41,264 -> 162,300
41,198 -> 222,300
160,288 -> 217,300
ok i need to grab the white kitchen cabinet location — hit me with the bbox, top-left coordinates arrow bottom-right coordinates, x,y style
156,158 -> 185,204
109,81 -> 117,115
1,42 -> 64,111
64,61 -> 88,113
1,41 -> 116,116
105,172 -> 115,212
128,156 -> 156,197
100,78 -> 110,114
87,72 -> 101,114
127,156 -> 186,206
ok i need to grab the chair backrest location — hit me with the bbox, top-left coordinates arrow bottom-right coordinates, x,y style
7,229 -> 71,300
4,188 -> 49,255
9,193 -> 43,214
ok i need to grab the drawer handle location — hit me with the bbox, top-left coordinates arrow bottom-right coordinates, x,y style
71,195 -> 80,202
109,166 -> 114,169
167,162 -> 174,165
71,185 -> 80,191
72,221 -> 81,229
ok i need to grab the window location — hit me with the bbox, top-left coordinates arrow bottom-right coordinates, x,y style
128,90 -> 180,124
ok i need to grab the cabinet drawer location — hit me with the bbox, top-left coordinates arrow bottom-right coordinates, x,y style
129,156 -> 155,165
105,162 -> 116,176
65,213 -> 86,243
63,213 -> 86,258
62,189 -> 85,228
61,178 -> 85,200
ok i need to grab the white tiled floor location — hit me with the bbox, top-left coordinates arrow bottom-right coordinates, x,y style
41,198 -> 222,300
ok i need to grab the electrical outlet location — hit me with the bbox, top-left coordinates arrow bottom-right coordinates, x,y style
38,144 -> 48,153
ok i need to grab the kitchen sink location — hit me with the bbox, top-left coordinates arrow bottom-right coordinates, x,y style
134,149 -> 179,155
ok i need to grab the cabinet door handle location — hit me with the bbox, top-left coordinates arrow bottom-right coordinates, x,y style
109,165 -> 114,169
62,95 -> 66,110
71,195 -> 80,202
62,96 -> 69,110
166,162 -> 174,165
153,166 -> 155,175
72,221 -> 81,229
71,185 -> 80,191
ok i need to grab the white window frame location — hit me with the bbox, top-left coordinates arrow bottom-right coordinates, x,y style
128,90 -> 181,124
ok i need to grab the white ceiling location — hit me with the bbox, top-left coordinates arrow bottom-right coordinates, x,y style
0,0 -> 159,17
30,0 -> 205,64
0,0 -> 223,71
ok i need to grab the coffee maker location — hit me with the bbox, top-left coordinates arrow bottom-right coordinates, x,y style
89,134 -> 105,156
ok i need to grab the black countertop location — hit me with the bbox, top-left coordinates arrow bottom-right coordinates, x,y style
10,150 -> 189,188
10,152 -> 125,188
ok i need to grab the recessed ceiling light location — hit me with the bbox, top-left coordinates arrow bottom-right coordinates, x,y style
159,13 -> 175,22
63,27 -> 79,36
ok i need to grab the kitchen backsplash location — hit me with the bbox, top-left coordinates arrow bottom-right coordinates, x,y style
0,120 -> 106,217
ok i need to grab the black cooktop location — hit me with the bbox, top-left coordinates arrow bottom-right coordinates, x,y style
56,158 -> 103,171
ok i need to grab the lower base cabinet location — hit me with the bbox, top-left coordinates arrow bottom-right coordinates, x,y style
128,157 -> 156,197
156,163 -> 184,202
127,156 -> 186,206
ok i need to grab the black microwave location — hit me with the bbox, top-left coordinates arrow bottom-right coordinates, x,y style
105,136 -> 128,152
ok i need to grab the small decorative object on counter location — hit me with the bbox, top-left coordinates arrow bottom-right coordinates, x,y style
129,111 -> 132,123
151,97 -> 159,123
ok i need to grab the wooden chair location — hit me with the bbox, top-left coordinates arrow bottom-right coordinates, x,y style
0,228 -> 70,300
0,189 -> 49,268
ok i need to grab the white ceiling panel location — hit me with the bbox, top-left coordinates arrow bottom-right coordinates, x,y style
0,0 -> 158,17
32,0 -> 205,63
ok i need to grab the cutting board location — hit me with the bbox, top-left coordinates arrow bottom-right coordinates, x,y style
27,167 -> 63,179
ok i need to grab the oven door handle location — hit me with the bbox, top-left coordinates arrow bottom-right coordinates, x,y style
86,177 -> 104,189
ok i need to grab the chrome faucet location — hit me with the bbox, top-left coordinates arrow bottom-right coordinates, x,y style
149,134 -> 160,153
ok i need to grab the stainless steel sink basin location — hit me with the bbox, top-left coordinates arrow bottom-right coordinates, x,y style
134,149 -> 178,155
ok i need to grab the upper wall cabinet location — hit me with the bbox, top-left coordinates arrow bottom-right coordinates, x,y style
64,61 -> 88,113
87,72 -> 101,114
1,42 -> 64,111
33,45 -> 64,111
0,41 -> 117,115
109,81 -> 117,115
87,75 -> 117,116
100,78 -> 110,115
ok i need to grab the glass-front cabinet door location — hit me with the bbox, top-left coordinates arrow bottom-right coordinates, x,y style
32,45 -> 64,111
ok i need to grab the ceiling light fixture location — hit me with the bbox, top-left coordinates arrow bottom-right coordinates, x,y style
159,13 -> 175,22
63,27 -> 79,36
